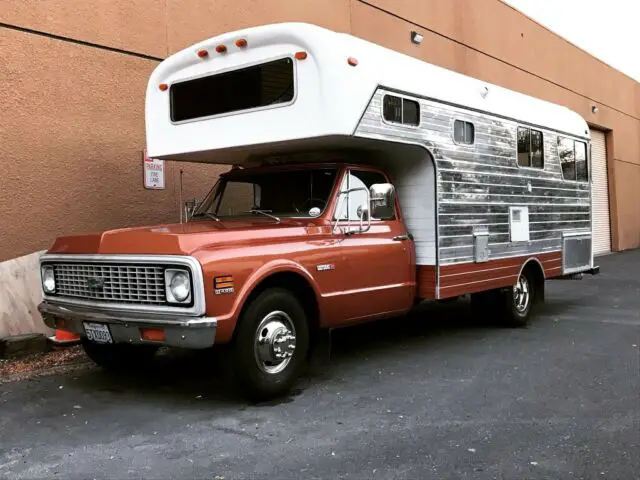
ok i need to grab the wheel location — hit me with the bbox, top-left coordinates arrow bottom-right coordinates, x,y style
501,268 -> 536,327
232,288 -> 309,401
81,338 -> 159,371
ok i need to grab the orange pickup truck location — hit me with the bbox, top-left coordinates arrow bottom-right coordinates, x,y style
38,23 -> 599,400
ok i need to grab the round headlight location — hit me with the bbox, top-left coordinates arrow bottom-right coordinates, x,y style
42,267 -> 56,293
169,271 -> 191,302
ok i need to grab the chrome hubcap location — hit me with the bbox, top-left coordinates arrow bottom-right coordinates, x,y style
513,275 -> 530,313
254,311 -> 297,374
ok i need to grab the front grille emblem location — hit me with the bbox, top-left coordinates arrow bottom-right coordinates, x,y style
86,277 -> 105,291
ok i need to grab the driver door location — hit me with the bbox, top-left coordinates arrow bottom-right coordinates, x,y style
331,168 -> 415,324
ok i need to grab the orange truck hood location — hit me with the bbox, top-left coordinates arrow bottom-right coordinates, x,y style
47,219 -> 312,256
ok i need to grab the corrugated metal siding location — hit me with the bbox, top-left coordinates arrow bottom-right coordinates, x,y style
590,130 -> 611,254
355,89 -> 591,266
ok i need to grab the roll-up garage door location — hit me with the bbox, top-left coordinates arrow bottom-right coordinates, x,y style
590,129 -> 611,255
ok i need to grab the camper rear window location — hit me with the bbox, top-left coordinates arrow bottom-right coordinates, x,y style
170,57 -> 295,122
558,137 -> 588,182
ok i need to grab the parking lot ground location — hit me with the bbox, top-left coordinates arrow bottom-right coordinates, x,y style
1,250 -> 638,479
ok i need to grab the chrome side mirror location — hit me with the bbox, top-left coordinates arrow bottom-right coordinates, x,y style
369,183 -> 395,219
357,205 -> 370,232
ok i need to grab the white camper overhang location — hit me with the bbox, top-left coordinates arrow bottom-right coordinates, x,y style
145,22 -> 590,165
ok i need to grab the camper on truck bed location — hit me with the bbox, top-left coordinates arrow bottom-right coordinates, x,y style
38,23 -> 599,401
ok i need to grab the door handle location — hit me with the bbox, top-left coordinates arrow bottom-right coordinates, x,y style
393,233 -> 413,241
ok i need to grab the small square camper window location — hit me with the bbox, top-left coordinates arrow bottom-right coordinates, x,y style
453,120 -> 475,144
170,57 -> 294,122
382,95 -> 420,126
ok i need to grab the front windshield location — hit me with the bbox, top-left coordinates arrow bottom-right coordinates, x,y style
193,167 -> 338,219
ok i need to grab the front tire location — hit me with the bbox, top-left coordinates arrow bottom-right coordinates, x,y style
232,288 -> 309,402
81,339 -> 159,371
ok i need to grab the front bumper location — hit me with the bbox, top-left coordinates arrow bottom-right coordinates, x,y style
38,301 -> 216,349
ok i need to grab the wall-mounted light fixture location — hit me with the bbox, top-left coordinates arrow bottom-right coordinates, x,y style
410,31 -> 424,45
591,104 -> 599,114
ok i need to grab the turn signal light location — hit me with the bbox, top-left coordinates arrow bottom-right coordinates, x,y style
235,38 -> 248,48
295,51 -> 308,60
197,49 -> 209,58
215,44 -> 227,54
141,328 -> 165,342
159,83 -> 168,91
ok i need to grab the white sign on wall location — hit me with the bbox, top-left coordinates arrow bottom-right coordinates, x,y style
143,149 -> 165,190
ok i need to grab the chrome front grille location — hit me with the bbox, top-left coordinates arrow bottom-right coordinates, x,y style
50,263 -> 168,305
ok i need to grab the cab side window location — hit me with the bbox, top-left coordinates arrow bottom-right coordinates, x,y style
335,170 -> 394,221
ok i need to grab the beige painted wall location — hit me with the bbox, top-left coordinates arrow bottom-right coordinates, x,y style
1,0 -> 168,57
0,28 -> 224,263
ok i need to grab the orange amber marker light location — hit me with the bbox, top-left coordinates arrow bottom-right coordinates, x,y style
215,44 -> 227,53
235,38 -> 248,48
197,49 -> 208,58
347,57 -> 358,66
295,51 -> 308,60
140,328 -> 165,342
159,83 -> 168,91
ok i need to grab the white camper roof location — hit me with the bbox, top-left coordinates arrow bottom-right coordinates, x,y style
145,22 -> 590,163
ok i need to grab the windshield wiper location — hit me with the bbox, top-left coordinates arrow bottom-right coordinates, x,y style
246,209 -> 280,222
192,212 -> 220,222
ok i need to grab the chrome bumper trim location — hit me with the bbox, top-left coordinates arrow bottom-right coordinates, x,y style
38,301 -> 216,349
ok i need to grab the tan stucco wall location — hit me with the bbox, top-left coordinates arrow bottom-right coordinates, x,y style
1,0 -> 168,57
0,0 -> 637,269
0,28 -> 225,262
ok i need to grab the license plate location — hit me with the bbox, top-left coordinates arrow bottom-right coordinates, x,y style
83,322 -> 113,344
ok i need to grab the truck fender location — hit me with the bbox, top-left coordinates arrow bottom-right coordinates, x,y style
230,259 -> 323,326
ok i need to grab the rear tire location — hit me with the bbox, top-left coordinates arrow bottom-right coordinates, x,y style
500,267 -> 536,327
81,339 -> 159,371
232,288 -> 309,402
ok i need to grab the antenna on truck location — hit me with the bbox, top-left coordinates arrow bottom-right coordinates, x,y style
179,168 -> 184,224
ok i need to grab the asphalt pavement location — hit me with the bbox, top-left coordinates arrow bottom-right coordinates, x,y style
1,250 -> 639,479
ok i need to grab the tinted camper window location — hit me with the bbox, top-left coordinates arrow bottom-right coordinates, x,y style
558,137 -> 588,182
170,57 -> 294,122
558,137 -> 576,181
517,127 -> 544,168
383,95 -> 420,126
517,127 -> 531,167
531,129 -> 544,168
575,141 -> 588,182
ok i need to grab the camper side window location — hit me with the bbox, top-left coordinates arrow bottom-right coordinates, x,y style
382,95 -> 420,126
517,127 -> 544,169
558,137 -> 588,182
453,120 -> 475,145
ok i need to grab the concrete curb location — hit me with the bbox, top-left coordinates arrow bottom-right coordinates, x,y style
0,333 -> 49,359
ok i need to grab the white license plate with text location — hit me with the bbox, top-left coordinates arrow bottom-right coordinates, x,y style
83,322 -> 113,344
